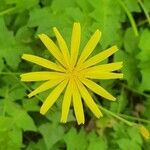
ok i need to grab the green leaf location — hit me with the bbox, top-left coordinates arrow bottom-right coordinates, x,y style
137,29 -> 150,91
124,27 -> 140,55
64,128 -> 88,150
51,0 -> 75,12
143,97 -> 150,118
138,29 -> 150,62
9,86 -> 26,101
0,56 -> 4,71
26,139 -> 46,150
0,116 -> 23,150
22,98 -> 40,112
5,0 -> 38,12
0,17 -> 31,69
143,0 -> 150,12
117,90 -> 128,113
39,123 -> 64,149
115,50 -> 140,87
124,0 -> 141,12
5,100 -> 37,131
15,26 -> 34,43
139,65 -> 150,91
127,127 -> 142,145
28,7 -> 70,35
117,138 -> 141,150
114,124 -> 142,150
89,0 -> 122,48
0,116 -> 13,131
87,131 -> 107,150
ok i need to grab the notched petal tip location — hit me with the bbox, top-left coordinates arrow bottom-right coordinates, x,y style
20,74 -> 24,80
96,29 -> 102,36
120,62 -> 123,68
27,93 -> 33,98
38,33 -> 46,39
21,54 -> 26,59
37,34 -> 42,37
112,45 -> 118,51
21,54 -> 34,60
73,22 -> 81,30
96,111 -> 103,118
74,22 -> 80,25
117,61 -> 123,68
60,119 -> 66,124
40,108 -> 46,115
111,97 -> 116,101
53,27 -> 57,32
77,122 -> 84,125
120,73 -> 124,78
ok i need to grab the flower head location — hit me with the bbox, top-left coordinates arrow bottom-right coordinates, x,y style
20,22 -> 123,124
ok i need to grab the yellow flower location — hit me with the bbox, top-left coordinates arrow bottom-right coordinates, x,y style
20,22 -> 123,124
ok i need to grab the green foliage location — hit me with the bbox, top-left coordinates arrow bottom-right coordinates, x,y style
0,0 -> 150,149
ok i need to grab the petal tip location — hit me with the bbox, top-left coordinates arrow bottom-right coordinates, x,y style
96,29 -> 101,35
60,119 -> 67,124
113,45 -> 119,51
74,22 -> 81,27
20,74 -> 23,79
40,106 -> 47,115
37,34 -> 42,37
53,27 -> 57,32
120,73 -> 124,78
97,113 -> 103,118
27,93 -> 32,98
40,109 -> 45,115
111,97 -> 116,101
38,33 -> 45,38
21,54 -> 26,59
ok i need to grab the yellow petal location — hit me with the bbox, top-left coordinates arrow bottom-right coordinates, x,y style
22,54 -> 65,72
81,62 -> 123,72
53,27 -> 70,67
70,22 -> 81,68
81,45 -> 118,69
80,78 -> 116,101
38,34 -> 65,66
139,125 -> 150,140
77,29 -> 101,66
20,72 -> 65,82
60,80 -> 72,123
40,80 -> 68,114
76,79 -> 103,118
72,79 -> 85,124
28,78 -> 64,98
84,72 -> 123,80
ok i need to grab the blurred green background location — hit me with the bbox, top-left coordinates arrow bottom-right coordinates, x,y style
0,0 -> 150,149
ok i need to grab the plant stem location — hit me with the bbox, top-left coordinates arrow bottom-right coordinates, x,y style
117,0 -> 139,36
0,7 -> 16,16
138,0 -> 150,25
0,72 -> 21,75
137,19 -> 149,26
119,114 -> 150,124
2,87 -> 9,116
122,83 -> 150,98
98,105 -> 134,126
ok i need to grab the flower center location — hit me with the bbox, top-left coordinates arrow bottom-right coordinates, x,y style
66,67 -> 79,80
